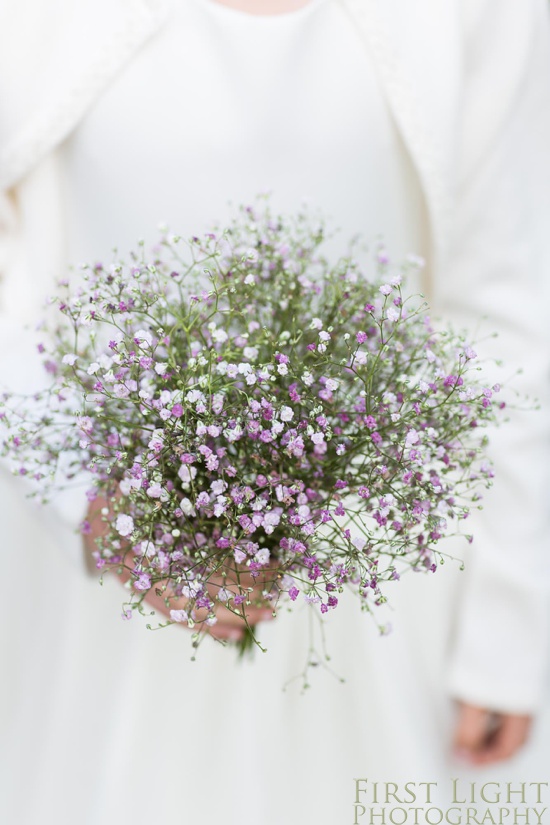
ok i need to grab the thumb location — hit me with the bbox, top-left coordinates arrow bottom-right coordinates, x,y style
453,702 -> 491,759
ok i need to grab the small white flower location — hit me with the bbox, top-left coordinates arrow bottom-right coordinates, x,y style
114,384 -> 130,399
148,429 -> 164,451
277,363 -> 288,376
62,354 -> 78,366
351,535 -> 367,552
135,329 -> 153,348
87,362 -> 100,375
178,464 -> 197,485
405,429 -> 420,447
180,497 -> 196,517
170,609 -> 189,623
155,362 -> 168,375
325,378 -> 339,392
243,346 -> 258,360
140,541 -> 157,558
255,547 -> 270,565
115,514 -> 134,538
280,406 -> 294,422
318,331 -> 331,342
119,478 -> 136,496
212,393 -> 224,413
211,328 -> 228,343
263,511 -> 281,528
146,482 -> 164,499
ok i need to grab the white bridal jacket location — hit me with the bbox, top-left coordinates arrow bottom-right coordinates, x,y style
1,0 -> 550,725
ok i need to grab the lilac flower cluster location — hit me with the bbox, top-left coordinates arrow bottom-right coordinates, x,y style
0,200 -> 503,651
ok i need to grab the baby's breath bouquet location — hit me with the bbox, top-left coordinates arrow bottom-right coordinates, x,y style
0,200 -> 502,654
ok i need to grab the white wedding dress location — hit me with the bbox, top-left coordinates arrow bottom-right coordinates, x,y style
1,2 -> 549,823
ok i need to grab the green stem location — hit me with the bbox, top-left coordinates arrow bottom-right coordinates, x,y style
235,625 -> 257,658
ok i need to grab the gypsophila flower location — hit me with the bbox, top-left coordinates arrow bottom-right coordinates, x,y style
115,514 -> 134,538
0,196 -> 507,664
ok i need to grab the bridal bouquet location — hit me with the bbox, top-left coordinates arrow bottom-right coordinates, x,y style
0,200 -> 502,652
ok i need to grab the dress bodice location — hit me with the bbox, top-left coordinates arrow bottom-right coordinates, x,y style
60,0 -> 428,271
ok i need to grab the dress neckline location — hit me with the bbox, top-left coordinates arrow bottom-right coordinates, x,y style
196,0 -> 326,22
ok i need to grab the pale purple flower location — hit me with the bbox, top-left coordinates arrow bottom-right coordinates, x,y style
134,329 -> 153,348
116,514 -> 134,537
170,609 -> 189,623
146,482 -> 164,499
254,547 -> 270,565
140,541 -> 156,558
134,572 -> 151,591
178,464 -> 197,485
212,393 -> 224,413
405,429 -> 419,447
180,498 -> 196,517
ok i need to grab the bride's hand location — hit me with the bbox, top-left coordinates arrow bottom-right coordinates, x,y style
453,701 -> 532,765
83,495 -> 277,642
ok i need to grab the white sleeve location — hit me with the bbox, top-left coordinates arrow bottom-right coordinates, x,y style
0,180 -> 90,572
441,0 -> 550,712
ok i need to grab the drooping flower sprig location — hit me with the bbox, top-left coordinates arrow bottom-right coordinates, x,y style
0,198 -> 503,653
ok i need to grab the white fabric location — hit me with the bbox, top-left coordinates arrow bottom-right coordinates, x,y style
61,0 -> 427,267
1,1 -> 550,823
